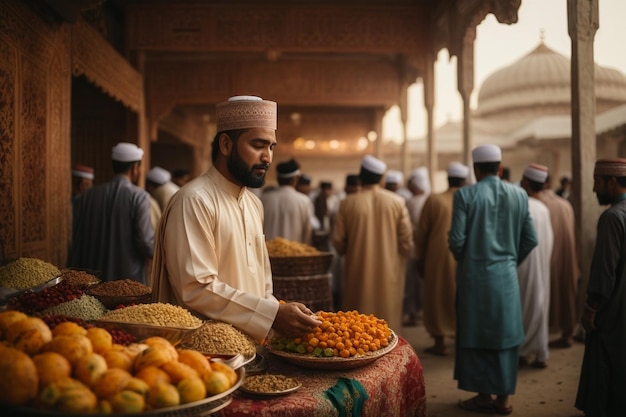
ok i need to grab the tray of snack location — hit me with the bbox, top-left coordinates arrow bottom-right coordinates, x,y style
266,310 -> 397,370
239,373 -> 301,398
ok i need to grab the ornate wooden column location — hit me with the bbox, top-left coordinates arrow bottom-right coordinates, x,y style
457,28 -> 476,166
424,52 -> 436,184
399,82 -> 410,174
567,0 -> 599,308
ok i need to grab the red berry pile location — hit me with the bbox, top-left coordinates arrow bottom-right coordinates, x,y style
42,314 -> 137,345
8,282 -> 83,314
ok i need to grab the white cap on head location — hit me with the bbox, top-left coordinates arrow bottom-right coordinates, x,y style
447,162 -> 469,179
523,163 -> 549,183
147,166 -> 171,185
361,155 -> 387,175
216,95 -> 277,131
409,167 -> 430,193
472,144 -> 501,163
111,142 -> 144,162
385,170 -> 404,185
71,164 -> 94,180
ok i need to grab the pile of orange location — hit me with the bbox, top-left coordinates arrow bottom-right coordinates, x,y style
0,310 -> 236,413
271,310 -> 392,358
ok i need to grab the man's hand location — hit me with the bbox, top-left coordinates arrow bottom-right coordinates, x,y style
272,302 -> 322,338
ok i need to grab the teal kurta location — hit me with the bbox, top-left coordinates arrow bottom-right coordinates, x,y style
449,175 -> 537,394
576,196 -> 626,417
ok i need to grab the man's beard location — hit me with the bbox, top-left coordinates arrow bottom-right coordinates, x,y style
227,146 -> 268,188
596,192 -> 612,206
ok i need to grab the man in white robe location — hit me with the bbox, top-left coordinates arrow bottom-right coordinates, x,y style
151,96 -> 321,342
518,164 -> 554,368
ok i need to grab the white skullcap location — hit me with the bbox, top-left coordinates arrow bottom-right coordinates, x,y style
385,170 -> 404,185
147,166 -> 171,185
447,162 -> 469,179
216,95 -> 277,131
361,155 -> 387,175
409,167 -> 430,193
71,164 -> 94,180
523,163 -> 549,183
111,142 -> 144,162
472,144 -> 501,163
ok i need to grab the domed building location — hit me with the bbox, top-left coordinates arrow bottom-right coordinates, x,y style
416,38 -> 626,189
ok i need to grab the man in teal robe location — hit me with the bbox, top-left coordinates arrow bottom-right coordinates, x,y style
449,144 -> 537,414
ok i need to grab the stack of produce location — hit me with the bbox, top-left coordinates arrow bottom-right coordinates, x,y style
60,269 -> 100,289
98,302 -> 203,328
270,310 -> 392,358
0,310 -> 238,413
0,257 -> 60,290
266,237 -> 320,256
180,320 -> 257,357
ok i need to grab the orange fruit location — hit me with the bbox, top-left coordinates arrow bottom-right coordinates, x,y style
92,368 -> 132,400
86,327 -> 113,354
177,349 -> 212,379
161,360 -> 199,383
32,352 -> 72,388
52,321 -> 87,337
133,345 -> 172,371
0,310 -> 28,338
135,365 -> 171,388
43,334 -> 93,366
210,361 -> 237,385
6,316 -> 52,355
74,353 -> 108,387
177,377 -> 206,404
146,382 -> 180,409
203,371 -> 231,395
55,384 -> 98,413
103,348 -> 133,372
124,377 -> 150,396
0,345 -> 39,405
108,389 -> 145,413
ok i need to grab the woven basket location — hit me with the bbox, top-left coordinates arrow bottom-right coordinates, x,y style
269,252 -> 333,277
272,273 -> 333,312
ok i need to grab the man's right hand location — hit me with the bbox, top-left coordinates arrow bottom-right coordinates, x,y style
272,302 -> 322,338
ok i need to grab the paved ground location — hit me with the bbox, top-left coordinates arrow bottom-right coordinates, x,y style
397,323 -> 586,417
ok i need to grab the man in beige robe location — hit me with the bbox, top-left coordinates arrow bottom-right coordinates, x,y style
151,96 -> 320,342
414,162 -> 468,355
538,179 -> 580,348
332,155 -> 413,331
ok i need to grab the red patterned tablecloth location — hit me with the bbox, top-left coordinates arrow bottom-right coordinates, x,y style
218,336 -> 427,417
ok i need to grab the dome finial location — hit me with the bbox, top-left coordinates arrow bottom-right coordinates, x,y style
540,28 -> 545,44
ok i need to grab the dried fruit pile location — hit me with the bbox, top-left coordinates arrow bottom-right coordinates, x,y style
0,310 -> 237,413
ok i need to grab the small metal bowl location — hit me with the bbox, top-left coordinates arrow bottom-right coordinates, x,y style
92,319 -> 202,346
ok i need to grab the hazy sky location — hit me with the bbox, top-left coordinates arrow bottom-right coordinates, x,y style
383,0 -> 626,142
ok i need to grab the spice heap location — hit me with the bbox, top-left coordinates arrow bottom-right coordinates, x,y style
60,269 -> 100,289
87,279 -> 151,298
266,237 -> 320,257
0,257 -> 61,290
270,310 -> 392,358
242,374 -> 299,394
180,320 -> 257,357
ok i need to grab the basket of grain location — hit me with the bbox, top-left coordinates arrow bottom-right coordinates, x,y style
85,278 -> 152,309
266,237 -> 333,277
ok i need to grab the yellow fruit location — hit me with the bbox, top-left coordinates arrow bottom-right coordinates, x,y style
96,399 -> 113,414
210,361 -> 238,385
55,384 -> 98,413
32,352 -> 72,388
6,316 -> 52,355
103,348 -> 133,371
135,365 -> 171,388
142,337 -> 178,361
108,389 -> 146,413
0,310 -> 28,338
161,360 -> 199,383
125,342 -> 148,359
177,349 -> 212,379
0,345 -> 39,405
203,371 -> 231,395
74,352 -> 108,387
38,377 -> 86,409
52,321 -> 87,337
86,327 -> 113,354
92,368 -> 132,400
133,345 -> 172,371
125,377 -> 150,396
43,334 -> 93,366
147,382 -> 180,409
177,377 -> 206,404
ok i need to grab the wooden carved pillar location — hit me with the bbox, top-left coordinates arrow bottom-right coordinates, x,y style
423,52 -> 436,185
399,83 -> 410,174
568,0 -> 599,308
457,28 -> 476,166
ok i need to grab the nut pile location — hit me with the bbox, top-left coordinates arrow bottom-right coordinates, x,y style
60,269 -> 100,289
180,320 -> 257,356
98,303 -> 203,328
0,257 -> 61,290
242,374 -> 299,393
266,237 -> 320,257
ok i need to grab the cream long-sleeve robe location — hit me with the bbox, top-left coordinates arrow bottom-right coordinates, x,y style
332,185 -> 413,331
518,197 -> 554,362
151,166 -> 279,342
260,186 -> 314,244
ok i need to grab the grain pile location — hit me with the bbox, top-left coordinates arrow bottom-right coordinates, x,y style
266,237 -> 320,257
41,295 -> 108,321
0,257 -> 60,289
60,269 -> 100,288
98,303 -> 203,328
180,320 -> 257,357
